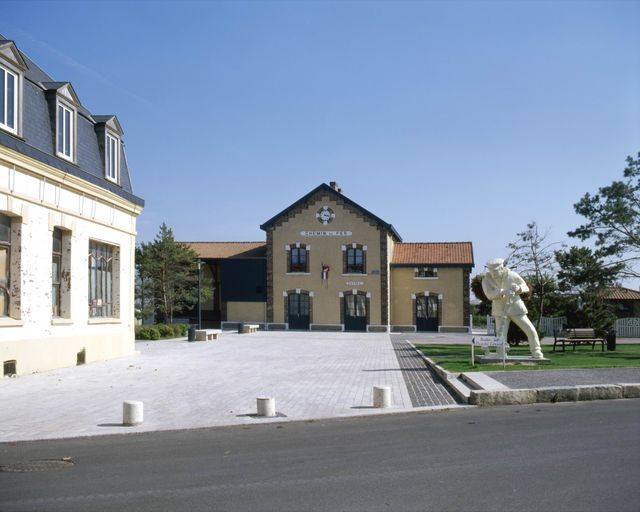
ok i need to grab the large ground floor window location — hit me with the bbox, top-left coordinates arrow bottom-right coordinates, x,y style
0,214 -> 10,317
88,240 -> 118,318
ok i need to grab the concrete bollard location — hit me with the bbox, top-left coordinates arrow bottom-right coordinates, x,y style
373,386 -> 391,408
123,400 -> 144,426
256,397 -> 276,417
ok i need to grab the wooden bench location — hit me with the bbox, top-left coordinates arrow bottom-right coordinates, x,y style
194,329 -> 222,341
553,328 -> 605,352
240,324 -> 259,334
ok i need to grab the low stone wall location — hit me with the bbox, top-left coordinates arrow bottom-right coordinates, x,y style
310,324 -> 343,332
391,325 -> 416,333
470,383 -> 640,406
439,326 -> 470,333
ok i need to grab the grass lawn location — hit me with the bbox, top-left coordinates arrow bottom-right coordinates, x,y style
415,343 -> 640,373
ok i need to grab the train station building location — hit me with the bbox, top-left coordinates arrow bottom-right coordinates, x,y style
188,182 -> 473,333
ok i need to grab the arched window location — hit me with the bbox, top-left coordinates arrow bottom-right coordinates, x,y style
286,243 -> 309,273
343,245 -> 366,274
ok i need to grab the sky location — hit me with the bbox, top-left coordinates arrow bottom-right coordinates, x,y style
3,0 -> 640,282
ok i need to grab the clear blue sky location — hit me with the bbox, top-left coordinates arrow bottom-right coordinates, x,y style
3,1 -> 640,280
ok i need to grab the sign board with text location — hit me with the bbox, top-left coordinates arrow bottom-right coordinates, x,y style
472,336 -> 505,347
300,230 -> 352,237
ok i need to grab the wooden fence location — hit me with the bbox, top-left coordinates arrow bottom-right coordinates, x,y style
486,316 -> 566,337
615,317 -> 640,338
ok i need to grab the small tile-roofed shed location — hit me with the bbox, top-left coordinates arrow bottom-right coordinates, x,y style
600,287 -> 640,301
600,287 -> 640,318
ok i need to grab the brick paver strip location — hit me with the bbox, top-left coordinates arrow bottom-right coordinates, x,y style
391,339 -> 458,407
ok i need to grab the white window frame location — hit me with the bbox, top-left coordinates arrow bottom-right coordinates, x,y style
88,240 -> 119,319
0,64 -> 18,134
56,101 -> 75,162
0,213 -> 12,317
105,132 -> 119,183
414,267 -> 438,279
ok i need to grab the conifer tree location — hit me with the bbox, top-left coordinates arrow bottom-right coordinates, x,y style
136,223 -> 199,323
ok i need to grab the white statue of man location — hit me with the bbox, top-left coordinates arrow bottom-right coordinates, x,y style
481,258 -> 544,359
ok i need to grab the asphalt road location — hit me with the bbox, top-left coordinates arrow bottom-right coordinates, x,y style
1,400 -> 639,512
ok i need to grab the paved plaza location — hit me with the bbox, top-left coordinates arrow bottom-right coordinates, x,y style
0,331 -> 461,443
2,330 -> 638,444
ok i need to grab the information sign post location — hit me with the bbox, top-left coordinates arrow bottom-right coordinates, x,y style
471,336 -> 507,368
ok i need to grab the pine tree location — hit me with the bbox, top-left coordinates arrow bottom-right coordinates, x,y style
136,223 -> 199,323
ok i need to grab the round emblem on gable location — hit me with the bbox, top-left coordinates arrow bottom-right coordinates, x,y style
316,206 -> 336,225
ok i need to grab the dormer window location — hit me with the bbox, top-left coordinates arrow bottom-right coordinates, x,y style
415,267 -> 438,279
105,132 -> 119,183
0,64 -> 17,133
56,102 -> 75,161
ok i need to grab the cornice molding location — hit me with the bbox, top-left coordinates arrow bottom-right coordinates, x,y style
0,146 -> 143,216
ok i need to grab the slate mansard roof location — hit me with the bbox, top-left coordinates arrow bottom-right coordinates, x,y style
0,34 -> 144,207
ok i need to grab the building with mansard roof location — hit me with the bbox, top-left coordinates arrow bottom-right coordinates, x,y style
187,182 -> 473,333
0,34 -> 144,376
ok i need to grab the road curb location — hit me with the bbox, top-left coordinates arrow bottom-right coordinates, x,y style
404,341 -> 640,407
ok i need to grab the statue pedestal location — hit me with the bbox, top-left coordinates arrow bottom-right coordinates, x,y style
474,354 -> 550,364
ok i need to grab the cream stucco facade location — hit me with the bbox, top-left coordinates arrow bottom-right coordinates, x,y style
0,147 -> 142,375
0,35 -> 144,376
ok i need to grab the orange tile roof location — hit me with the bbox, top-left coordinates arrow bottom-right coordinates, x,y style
600,287 -> 640,301
184,242 -> 266,259
392,242 -> 474,266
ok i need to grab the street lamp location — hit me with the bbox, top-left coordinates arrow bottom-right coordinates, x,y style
197,259 -> 202,330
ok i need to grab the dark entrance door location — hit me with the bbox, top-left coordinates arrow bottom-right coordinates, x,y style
416,295 -> 438,332
344,294 -> 367,332
288,293 -> 310,330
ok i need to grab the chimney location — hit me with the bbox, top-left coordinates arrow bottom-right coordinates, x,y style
329,181 -> 342,193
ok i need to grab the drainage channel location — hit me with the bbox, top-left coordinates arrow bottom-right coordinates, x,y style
391,339 -> 460,407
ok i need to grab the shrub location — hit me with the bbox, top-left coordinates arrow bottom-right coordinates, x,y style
472,313 -> 487,328
506,322 -> 544,345
172,323 -> 187,336
157,323 -> 175,337
135,323 -> 188,340
137,326 -> 160,340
